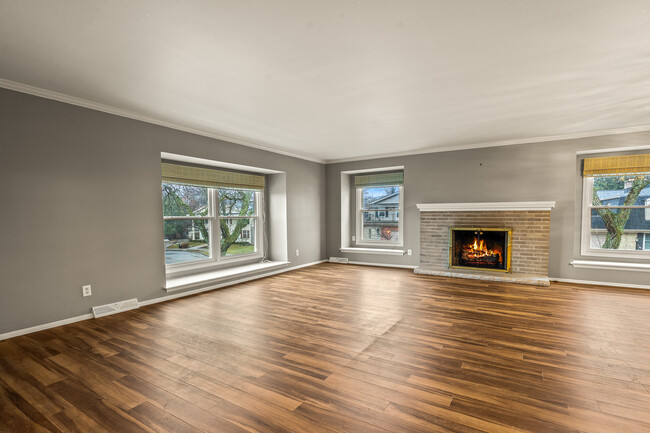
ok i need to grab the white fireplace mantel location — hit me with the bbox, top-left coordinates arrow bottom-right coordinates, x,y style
416,201 -> 556,212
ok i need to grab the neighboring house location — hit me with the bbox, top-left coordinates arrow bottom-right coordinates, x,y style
222,219 -> 253,243
188,218 -> 252,243
592,185 -> 650,250
363,192 -> 400,241
187,205 -> 208,241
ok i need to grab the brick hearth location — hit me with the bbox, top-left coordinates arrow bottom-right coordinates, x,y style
414,202 -> 554,286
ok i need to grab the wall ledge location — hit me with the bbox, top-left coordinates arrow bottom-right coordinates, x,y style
340,247 -> 405,256
416,201 -> 556,212
570,260 -> 650,272
165,261 -> 289,292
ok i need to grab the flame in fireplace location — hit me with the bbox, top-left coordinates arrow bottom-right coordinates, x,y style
463,237 -> 502,264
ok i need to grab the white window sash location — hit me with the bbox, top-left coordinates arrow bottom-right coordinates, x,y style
356,186 -> 403,247
581,176 -> 650,258
164,187 -> 263,270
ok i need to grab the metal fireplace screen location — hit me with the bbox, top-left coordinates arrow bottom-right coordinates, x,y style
449,228 -> 512,273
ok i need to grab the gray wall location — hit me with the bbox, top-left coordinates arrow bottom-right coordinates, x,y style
327,132 -> 650,286
0,89 -> 326,334
2,85 -> 649,335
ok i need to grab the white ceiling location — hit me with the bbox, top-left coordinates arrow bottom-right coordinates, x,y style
2,1 -> 650,163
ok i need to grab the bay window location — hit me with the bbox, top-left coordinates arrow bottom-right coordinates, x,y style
161,163 -> 264,269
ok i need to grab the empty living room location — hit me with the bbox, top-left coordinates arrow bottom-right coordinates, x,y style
2,1 -> 650,432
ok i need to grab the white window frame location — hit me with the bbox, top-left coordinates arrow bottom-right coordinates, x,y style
581,176 -> 650,259
355,185 -> 403,247
164,187 -> 264,273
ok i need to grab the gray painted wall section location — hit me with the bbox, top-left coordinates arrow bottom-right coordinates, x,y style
2,85 -> 649,335
0,89 -> 326,334
268,173 -> 288,262
327,133 -> 650,286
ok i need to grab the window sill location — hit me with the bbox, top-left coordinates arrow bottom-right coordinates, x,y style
570,260 -> 650,272
164,261 -> 289,292
339,247 -> 405,256
580,249 -> 650,260
165,253 -> 264,275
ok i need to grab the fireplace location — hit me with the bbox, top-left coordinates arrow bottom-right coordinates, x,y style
449,228 -> 511,273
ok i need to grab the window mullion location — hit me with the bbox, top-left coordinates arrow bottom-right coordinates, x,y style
212,188 -> 220,262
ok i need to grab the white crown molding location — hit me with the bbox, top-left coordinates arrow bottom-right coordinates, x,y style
0,78 -> 325,164
5,78 -> 650,166
326,126 -> 650,164
576,144 -> 650,155
416,201 -> 556,212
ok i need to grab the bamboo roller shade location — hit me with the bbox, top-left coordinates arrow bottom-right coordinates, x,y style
162,162 -> 265,189
354,171 -> 404,187
583,154 -> 650,176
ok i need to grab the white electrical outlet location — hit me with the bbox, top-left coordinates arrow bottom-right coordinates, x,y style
296,249 -> 300,256
352,235 -> 356,242
407,249 -> 412,256
82,285 -> 92,297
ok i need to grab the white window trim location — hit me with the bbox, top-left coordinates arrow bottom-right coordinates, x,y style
164,188 -> 263,274
580,176 -> 650,259
355,185 -> 404,247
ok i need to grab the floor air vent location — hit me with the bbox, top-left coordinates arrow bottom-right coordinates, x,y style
92,298 -> 139,318
329,257 -> 349,264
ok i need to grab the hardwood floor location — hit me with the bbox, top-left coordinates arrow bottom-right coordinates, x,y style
1,263 -> 650,432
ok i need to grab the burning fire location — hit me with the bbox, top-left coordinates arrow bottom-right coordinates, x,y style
463,236 -> 502,263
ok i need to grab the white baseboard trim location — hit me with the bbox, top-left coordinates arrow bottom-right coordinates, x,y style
347,260 -> 417,269
0,313 -> 94,341
0,259 -> 327,342
550,277 -> 650,291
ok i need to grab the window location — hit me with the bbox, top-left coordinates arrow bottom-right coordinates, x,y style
581,154 -> 650,257
218,189 -> 258,257
163,184 -> 211,265
355,176 -> 403,246
161,163 -> 264,269
645,233 -> 650,250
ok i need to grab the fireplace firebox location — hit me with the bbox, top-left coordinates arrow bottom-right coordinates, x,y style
449,228 -> 512,272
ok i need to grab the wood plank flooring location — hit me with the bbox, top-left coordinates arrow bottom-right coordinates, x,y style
1,263 -> 650,432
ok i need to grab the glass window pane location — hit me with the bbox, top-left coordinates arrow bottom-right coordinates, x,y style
164,219 -> 210,264
590,209 -> 647,250
362,211 -> 399,242
645,234 -> 650,250
590,175 -> 650,251
362,186 -> 400,209
221,218 -> 256,256
219,189 -> 256,216
162,184 -> 208,217
592,175 -> 650,206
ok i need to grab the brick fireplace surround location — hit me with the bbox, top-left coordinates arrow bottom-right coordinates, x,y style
415,202 -> 556,286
